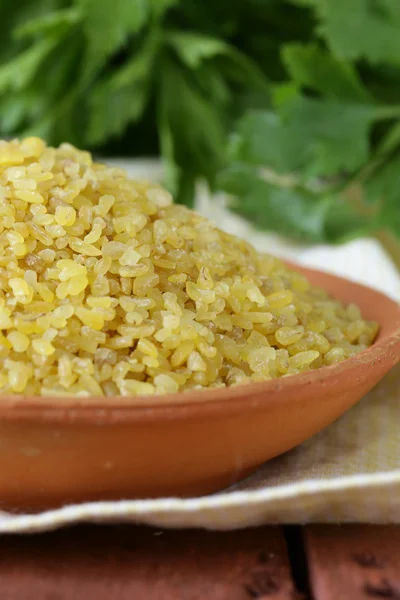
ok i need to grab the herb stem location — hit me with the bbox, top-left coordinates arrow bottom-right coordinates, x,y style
374,106 -> 400,120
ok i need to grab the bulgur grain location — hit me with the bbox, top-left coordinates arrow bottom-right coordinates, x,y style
0,138 -> 378,397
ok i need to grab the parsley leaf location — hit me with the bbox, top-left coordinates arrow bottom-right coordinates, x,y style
0,37 -> 58,93
77,0 -> 150,74
294,0 -> 400,64
14,8 -> 81,39
87,36 -> 157,145
158,57 -> 227,205
282,43 -> 371,102
218,164 -> 370,243
218,163 -> 330,242
230,98 -> 376,180
279,96 -> 377,176
218,96 -> 381,243
1,0 -> 400,249
166,31 -> 230,69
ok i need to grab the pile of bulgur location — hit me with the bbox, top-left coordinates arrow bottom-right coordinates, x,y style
0,138 -> 378,396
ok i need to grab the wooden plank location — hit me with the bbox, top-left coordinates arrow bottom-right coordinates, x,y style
0,525 -> 297,600
305,525 -> 400,600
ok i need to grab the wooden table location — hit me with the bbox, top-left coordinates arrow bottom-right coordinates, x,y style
1,524 -> 399,599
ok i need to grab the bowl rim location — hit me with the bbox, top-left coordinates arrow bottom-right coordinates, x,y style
0,264 -> 399,421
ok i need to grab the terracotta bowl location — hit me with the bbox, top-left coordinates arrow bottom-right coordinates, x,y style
0,264 -> 399,512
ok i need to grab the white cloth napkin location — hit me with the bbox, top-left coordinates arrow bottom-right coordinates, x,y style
0,159 -> 399,534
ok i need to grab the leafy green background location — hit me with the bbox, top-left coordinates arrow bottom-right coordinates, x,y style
1,0 -> 400,246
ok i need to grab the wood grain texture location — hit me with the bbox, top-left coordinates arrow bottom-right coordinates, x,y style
0,525 -> 297,600
306,525 -> 400,600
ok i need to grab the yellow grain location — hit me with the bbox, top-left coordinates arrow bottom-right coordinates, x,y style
0,137 -> 377,396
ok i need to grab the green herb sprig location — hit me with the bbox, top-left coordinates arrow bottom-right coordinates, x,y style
1,0 -> 400,245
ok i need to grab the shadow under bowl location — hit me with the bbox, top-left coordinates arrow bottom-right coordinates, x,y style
0,264 -> 399,511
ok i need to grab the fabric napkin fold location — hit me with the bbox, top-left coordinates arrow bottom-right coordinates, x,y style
0,159 -> 399,534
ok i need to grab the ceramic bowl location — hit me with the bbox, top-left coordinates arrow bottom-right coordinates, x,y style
0,264 -> 399,511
